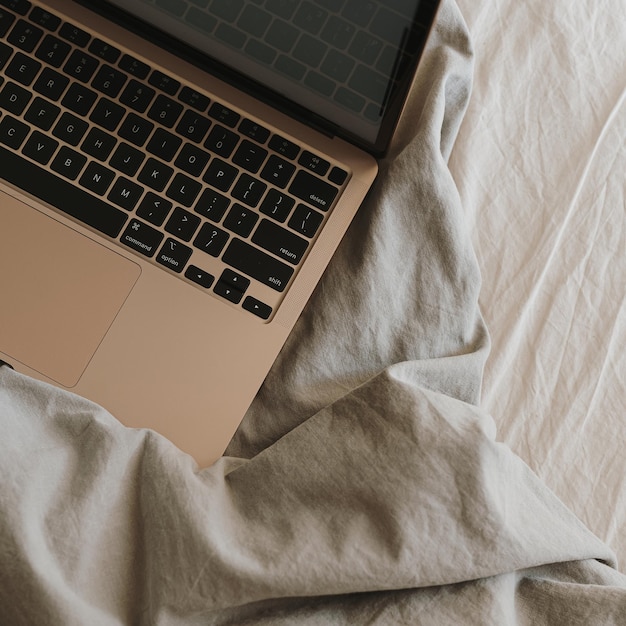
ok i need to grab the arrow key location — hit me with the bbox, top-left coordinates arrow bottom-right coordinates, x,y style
185,265 -> 214,288
243,296 -> 272,320
214,279 -> 244,304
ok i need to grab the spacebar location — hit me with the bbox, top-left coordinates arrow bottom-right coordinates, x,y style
0,146 -> 128,238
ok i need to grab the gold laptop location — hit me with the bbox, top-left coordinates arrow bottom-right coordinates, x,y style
0,0 -> 439,466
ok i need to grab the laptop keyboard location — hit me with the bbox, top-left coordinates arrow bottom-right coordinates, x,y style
0,0 -> 350,320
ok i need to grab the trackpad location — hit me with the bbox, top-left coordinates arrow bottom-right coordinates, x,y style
0,192 -> 140,387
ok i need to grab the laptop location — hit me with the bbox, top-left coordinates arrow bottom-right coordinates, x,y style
0,0 -> 440,466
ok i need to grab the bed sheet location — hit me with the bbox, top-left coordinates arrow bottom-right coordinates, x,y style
451,0 -> 626,569
1,0 -> 626,624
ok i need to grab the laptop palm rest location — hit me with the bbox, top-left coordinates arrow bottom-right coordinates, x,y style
0,191 -> 140,387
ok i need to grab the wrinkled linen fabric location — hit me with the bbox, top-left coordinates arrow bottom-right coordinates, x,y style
451,0 -> 626,570
1,1 -> 625,624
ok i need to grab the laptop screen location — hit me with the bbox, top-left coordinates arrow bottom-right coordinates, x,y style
97,0 -> 439,156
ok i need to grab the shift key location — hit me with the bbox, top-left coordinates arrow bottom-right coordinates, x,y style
223,238 -> 294,292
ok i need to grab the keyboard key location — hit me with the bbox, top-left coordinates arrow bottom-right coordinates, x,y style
120,218 -> 163,257
21,129 -> 57,163
265,0 -> 297,20
79,161 -> 115,195
220,268 -> 250,293
259,188 -> 294,222
63,49 -> 99,83
50,145 -> 87,179
185,265 -> 214,288
208,101 -> 240,127
61,82 -> 97,115
214,22 -> 246,49
148,93 -> 183,128
156,238 -> 193,273
156,0 -> 186,18
289,169 -> 337,210
0,11 -> 15,40
89,97 -> 125,130
175,109 -> 211,143
260,154 -> 295,188
92,64 -> 127,97
223,238 -> 294,292
120,78 -> 155,112
288,203 -> 324,238
251,218 -> 308,264
321,49 -> 355,82
164,206 -> 201,241
25,97 -> 61,131
35,33 -> 70,67
293,33 -> 327,66
174,142 -> 210,176
232,139 -> 267,173
298,150 -> 330,176
203,158 -> 237,191
0,143 -> 127,237
107,176 -> 143,210
238,117 -> 270,144
194,188 -> 230,222
242,296 -> 272,320
214,278 -> 245,304
138,156 -> 174,192
0,41 -> 12,71
328,165 -> 348,185
232,173 -> 266,207
269,134 -> 299,159
146,127 -> 182,161
193,223 -> 229,257
58,22 -> 90,47
348,65 -> 389,106
109,141 -> 144,175
349,31 -> 383,64
293,2 -> 327,35
224,203 -> 259,237
33,66 -> 69,100
275,55 -> 306,80
304,71 -> 334,97
29,7 -> 61,31
166,172 -> 201,206
237,4 -> 272,37
178,85 -> 210,111
6,52 -> 40,87
149,69 -> 180,95
81,126 -> 116,160
245,39 -> 276,65
0,0 -> 31,16
0,80 -> 31,114
136,191 -> 172,226
0,114 -> 28,148
119,112 -> 154,146
265,19 -> 299,53
52,111 -> 88,145
204,123 -> 238,157
320,16 -> 355,49
118,53 -> 150,79
8,19 -> 42,52
88,38 -> 121,63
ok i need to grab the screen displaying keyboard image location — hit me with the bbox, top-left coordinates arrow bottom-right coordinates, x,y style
113,0 -> 434,146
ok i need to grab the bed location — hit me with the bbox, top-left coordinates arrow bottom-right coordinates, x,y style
1,0 -> 625,623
